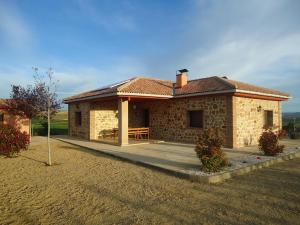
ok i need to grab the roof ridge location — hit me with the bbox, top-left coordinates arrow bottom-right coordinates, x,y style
187,76 -> 221,83
215,76 -> 237,89
117,76 -> 173,93
117,77 -> 141,92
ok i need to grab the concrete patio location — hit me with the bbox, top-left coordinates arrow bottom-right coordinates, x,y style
54,136 -> 300,183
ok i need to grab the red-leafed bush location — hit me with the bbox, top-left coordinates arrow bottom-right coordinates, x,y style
259,128 -> 284,156
0,123 -> 30,157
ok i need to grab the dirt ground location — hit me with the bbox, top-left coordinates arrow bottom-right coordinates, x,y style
0,137 -> 299,225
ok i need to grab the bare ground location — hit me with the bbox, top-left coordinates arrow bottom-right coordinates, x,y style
0,137 -> 299,225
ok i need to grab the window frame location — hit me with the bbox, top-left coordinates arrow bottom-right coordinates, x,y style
187,110 -> 204,129
75,111 -> 82,127
264,110 -> 273,128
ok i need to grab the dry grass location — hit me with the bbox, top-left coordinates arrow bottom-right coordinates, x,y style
0,137 -> 299,225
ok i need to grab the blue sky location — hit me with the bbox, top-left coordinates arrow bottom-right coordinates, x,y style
0,0 -> 299,112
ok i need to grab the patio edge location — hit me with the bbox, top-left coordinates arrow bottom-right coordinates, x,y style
190,150 -> 300,184
54,137 -> 300,184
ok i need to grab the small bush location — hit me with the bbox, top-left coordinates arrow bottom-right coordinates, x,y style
195,128 -> 227,172
285,120 -> 300,139
276,129 -> 287,139
259,128 -> 284,156
0,123 -> 30,157
289,132 -> 300,139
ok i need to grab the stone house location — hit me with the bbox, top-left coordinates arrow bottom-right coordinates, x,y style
0,99 -> 30,135
64,70 -> 289,148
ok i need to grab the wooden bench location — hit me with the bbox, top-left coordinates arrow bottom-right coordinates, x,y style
128,127 -> 149,140
101,127 -> 150,140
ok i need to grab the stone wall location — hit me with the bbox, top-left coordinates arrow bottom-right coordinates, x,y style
68,95 -> 283,148
69,102 -> 90,139
0,109 -> 30,135
235,97 -> 282,147
90,100 -> 118,140
129,96 -> 230,146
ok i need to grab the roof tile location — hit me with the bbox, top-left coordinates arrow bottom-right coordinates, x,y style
63,75 -> 289,102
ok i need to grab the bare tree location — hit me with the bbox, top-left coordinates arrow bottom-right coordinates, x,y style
33,68 -> 61,166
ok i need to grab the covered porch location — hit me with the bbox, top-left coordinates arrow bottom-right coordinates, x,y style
89,96 -> 167,146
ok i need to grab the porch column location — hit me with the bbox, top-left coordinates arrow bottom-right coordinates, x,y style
118,98 -> 128,146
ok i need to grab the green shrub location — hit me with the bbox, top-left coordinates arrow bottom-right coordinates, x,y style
289,132 -> 300,139
259,128 -> 284,156
195,128 -> 227,172
285,120 -> 300,139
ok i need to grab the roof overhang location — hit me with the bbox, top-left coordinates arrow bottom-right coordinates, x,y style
64,89 -> 290,103
63,92 -> 172,103
174,89 -> 290,100
235,89 -> 290,100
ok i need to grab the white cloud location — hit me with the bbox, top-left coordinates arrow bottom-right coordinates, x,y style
188,33 -> 300,81
171,0 -> 300,111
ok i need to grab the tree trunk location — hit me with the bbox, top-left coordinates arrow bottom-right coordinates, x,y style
47,106 -> 52,166
29,119 -> 32,143
31,119 -> 33,137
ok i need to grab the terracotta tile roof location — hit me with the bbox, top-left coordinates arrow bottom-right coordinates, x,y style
118,77 -> 173,95
222,78 -> 290,97
175,76 -> 234,95
0,99 -> 9,110
64,75 -> 289,103
63,78 -> 136,102
64,77 -> 173,102
175,76 -> 289,97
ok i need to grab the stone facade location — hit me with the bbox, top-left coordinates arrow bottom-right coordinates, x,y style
68,95 -> 283,148
69,102 -> 90,139
0,109 -> 30,135
90,100 -> 118,140
128,95 -> 230,146
235,97 -> 281,147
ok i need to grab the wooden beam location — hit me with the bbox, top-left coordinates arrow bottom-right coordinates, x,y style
120,95 -> 170,100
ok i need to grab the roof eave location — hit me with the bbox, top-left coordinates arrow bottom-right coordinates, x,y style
64,88 -> 290,103
63,92 -> 118,103
235,89 -> 290,99
63,92 -> 173,103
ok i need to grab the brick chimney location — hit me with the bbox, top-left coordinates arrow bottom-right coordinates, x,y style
176,69 -> 188,88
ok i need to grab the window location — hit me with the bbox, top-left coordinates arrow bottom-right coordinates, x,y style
188,110 -> 203,128
75,112 -> 82,126
0,113 -> 4,124
264,110 -> 273,127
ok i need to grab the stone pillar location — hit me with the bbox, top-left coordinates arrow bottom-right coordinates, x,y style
278,101 -> 282,129
226,95 -> 237,148
68,104 -> 71,136
89,108 -> 95,140
118,98 -> 128,146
